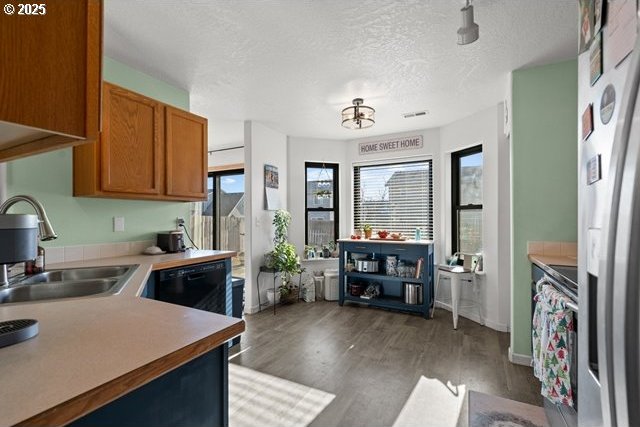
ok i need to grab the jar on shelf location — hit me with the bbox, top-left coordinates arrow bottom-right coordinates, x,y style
386,255 -> 398,276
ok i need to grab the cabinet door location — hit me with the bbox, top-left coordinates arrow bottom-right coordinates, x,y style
100,83 -> 162,195
165,106 -> 207,200
0,0 -> 102,162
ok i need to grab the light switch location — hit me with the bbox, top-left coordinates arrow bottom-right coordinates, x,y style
113,216 -> 125,232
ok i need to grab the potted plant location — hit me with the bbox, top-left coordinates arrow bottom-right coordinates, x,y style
363,224 -> 372,239
265,209 -> 302,303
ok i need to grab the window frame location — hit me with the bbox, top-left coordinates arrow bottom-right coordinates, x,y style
451,145 -> 483,254
304,162 -> 340,247
352,158 -> 434,239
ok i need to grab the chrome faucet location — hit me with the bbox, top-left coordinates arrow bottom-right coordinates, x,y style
0,195 -> 57,241
0,195 -> 57,286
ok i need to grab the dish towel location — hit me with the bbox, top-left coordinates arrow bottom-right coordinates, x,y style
531,278 -> 574,407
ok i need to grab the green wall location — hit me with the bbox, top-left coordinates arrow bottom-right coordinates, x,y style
5,57 -> 192,247
511,59 -> 578,356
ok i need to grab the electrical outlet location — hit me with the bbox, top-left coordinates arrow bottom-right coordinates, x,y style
176,217 -> 185,228
113,216 -> 125,232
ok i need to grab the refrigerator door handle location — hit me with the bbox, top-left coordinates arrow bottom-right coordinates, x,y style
598,35 -> 640,427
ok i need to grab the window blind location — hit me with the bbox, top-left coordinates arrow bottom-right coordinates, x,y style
353,160 -> 433,239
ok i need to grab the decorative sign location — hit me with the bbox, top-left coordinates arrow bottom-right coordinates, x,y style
587,154 -> 602,185
264,164 -> 279,189
359,135 -> 423,155
582,104 -> 594,141
600,84 -> 616,125
264,164 -> 280,210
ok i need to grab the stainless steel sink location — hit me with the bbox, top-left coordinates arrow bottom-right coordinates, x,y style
1,265 -> 136,305
0,279 -> 119,304
17,266 -> 131,285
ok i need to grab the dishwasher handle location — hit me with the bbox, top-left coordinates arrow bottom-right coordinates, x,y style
186,273 -> 206,281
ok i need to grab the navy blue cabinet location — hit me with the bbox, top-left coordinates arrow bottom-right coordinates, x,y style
338,239 -> 434,318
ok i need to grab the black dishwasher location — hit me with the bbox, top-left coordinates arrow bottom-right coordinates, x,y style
155,261 -> 227,314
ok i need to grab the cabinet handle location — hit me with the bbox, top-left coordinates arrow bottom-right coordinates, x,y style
395,248 -> 406,251
355,246 -> 367,250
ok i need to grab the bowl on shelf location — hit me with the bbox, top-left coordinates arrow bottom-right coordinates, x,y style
377,230 -> 389,239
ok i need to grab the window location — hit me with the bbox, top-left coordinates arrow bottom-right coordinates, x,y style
451,145 -> 483,254
305,162 -> 339,247
353,160 -> 433,238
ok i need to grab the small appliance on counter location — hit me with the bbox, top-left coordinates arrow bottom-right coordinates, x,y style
355,259 -> 379,273
157,231 -> 185,253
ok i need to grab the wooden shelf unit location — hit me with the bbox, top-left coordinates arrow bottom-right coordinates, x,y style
338,239 -> 434,318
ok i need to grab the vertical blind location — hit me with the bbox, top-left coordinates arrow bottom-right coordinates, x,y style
353,160 -> 433,238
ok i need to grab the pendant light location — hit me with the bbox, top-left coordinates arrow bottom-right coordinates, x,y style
457,0 -> 479,45
341,98 -> 375,129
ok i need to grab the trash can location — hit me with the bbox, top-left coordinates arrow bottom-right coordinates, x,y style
231,277 -> 244,347
324,269 -> 339,301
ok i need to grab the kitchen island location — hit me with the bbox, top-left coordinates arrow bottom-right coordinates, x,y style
0,250 -> 243,427
338,239 -> 434,318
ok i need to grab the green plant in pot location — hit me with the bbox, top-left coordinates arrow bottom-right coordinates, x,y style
363,224 -> 372,239
265,209 -> 302,302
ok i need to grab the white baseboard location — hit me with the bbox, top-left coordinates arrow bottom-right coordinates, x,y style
245,304 -> 261,314
508,347 -> 532,366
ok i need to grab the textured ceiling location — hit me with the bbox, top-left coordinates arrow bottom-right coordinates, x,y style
104,0 -> 578,147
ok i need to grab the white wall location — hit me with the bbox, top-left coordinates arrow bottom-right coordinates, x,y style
287,137 -> 348,257
244,121 -> 288,313
439,103 -> 510,331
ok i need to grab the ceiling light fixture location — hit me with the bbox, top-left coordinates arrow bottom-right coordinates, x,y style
457,0 -> 479,45
341,98 -> 375,129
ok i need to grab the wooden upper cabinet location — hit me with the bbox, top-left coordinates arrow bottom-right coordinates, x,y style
101,83 -> 162,195
165,107 -> 208,200
0,0 -> 102,162
73,83 -> 208,202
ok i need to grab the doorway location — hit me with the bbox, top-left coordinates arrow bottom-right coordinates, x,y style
192,169 -> 245,277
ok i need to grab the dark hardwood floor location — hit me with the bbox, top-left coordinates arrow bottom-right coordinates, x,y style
230,301 -> 541,427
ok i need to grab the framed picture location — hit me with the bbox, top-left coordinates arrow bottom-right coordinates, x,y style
587,155 -> 602,185
594,0 -> 604,34
590,32 -> 602,86
579,0 -> 594,54
264,164 -> 279,189
582,104 -> 594,140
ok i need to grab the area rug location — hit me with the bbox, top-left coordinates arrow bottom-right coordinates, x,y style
393,376 -> 467,427
229,363 -> 335,427
468,391 -> 548,427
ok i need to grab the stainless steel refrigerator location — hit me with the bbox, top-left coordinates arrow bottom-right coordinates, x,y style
578,5 -> 639,426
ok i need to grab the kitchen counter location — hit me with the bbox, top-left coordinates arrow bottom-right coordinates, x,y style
0,249 -> 243,427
